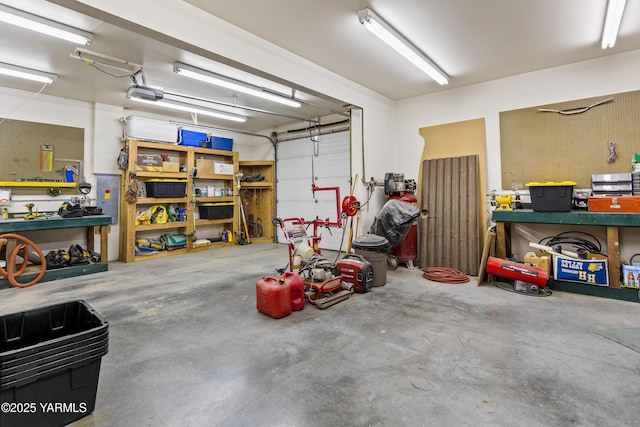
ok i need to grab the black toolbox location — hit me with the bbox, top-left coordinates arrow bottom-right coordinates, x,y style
198,202 -> 234,219
145,179 -> 187,198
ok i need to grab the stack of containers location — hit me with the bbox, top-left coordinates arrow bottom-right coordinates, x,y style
0,300 -> 109,427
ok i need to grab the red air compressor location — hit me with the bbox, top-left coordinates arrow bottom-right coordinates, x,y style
385,173 -> 418,269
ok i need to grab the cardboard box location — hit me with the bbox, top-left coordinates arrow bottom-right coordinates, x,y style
553,253 -> 609,287
622,263 -> 640,289
214,161 -> 234,175
524,252 -> 552,275
588,195 -> 640,213
136,154 -> 163,171
196,159 -> 214,174
162,162 -> 180,172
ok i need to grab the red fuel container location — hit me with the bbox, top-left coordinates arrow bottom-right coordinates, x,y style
256,276 -> 292,319
279,272 -> 305,311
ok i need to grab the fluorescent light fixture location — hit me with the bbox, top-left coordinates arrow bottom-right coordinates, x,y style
128,94 -> 247,123
357,8 -> 448,85
0,62 -> 57,84
602,0 -> 627,49
0,4 -> 93,45
173,62 -> 301,108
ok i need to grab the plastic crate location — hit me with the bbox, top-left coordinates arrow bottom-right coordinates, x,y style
0,358 -> 103,427
179,129 -> 208,147
0,300 -> 107,359
210,136 -> 233,151
0,300 -> 108,427
198,202 -> 234,219
526,181 -> 576,212
145,179 -> 187,198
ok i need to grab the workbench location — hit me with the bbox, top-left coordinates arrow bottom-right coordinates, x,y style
492,209 -> 640,302
0,215 -> 111,288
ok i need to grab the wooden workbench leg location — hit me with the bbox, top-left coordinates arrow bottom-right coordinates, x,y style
607,226 -> 621,288
99,225 -> 109,264
495,222 -> 511,259
87,226 -> 96,252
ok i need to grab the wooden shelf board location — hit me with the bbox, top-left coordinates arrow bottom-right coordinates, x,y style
137,197 -> 188,204
133,248 -> 187,261
195,218 -> 234,226
136,171 -> 188,179
240,182 -> 273,188
135,222 -> 188,231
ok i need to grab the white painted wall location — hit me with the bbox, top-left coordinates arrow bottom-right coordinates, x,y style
396,49 -> 640,261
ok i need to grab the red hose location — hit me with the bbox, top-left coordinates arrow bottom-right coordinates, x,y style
421,267 -> 470,283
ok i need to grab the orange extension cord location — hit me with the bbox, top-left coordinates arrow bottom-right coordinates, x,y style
421,267 -> 470,284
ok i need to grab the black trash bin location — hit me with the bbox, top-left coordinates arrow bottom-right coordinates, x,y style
0,300 -> 108,427
352,234 -> 390,287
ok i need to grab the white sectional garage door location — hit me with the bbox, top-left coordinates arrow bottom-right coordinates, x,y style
276,131 -> 351,251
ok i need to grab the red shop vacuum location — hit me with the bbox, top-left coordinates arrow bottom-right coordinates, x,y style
485,256 -> 549,295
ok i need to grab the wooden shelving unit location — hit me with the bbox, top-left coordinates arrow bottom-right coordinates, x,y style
119,140 -> 238,262
238,160 -> 275,243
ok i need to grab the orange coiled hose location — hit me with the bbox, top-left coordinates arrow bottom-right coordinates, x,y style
0,233 -> 47,288
421,267 -> 470,284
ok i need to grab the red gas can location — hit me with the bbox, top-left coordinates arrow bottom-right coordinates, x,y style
279,271 -> 305,311
256,276 -> 292,318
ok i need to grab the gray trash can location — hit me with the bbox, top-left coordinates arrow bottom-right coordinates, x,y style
352,234 -> 390,287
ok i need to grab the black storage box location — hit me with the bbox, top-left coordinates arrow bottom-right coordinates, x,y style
526,181 -> 576,212
145,179 -> 187,198
0,300 -> 108,427
198,202 -> 234,219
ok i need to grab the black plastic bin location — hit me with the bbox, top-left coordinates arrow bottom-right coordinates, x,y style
0,300 -> 108,427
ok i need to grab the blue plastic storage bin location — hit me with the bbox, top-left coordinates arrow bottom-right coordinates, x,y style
210,136 -> 233,151
179,129 -> 208,147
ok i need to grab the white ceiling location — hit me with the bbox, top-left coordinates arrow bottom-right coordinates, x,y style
1,0 -> 640,132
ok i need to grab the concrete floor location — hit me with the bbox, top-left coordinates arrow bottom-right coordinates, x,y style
1,243 -> 639,427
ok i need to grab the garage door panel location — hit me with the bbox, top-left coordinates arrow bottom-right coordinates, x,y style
276,132 -> 350,251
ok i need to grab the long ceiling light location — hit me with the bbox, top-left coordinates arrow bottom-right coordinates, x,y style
0,62 -> 57,84
357,8 -> 448,85
0,4 -> 93,45
602,0 -> 627,49
173,62 -> 302,108
127,90 -> 247,123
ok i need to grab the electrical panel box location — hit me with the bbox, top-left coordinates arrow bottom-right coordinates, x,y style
96,174 -> 119,224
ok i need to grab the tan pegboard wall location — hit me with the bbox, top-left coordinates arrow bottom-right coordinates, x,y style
500,90 -> 640,189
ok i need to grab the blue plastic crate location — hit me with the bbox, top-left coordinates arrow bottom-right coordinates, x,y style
210,136 -> 233,151
179,129 -> 208,147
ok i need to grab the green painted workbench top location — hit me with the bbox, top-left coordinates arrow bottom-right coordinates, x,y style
492,209 -> 640,227
0,215 -> 112,233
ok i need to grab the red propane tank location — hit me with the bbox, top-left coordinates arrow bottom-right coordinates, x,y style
279,271 -> 305,311
256,276 -> 292,318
